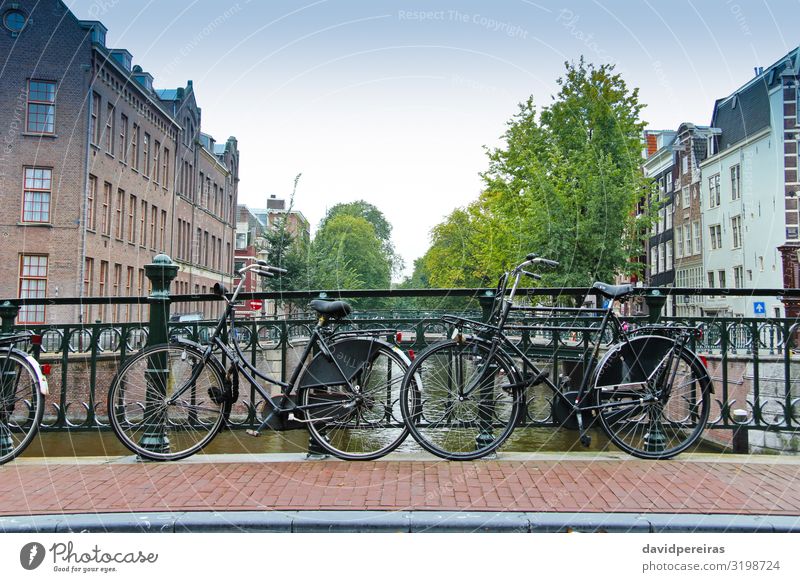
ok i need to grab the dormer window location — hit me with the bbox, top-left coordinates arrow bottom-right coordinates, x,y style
731,94 -> 738,109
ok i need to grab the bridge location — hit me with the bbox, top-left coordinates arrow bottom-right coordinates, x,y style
1,255 -> 799,532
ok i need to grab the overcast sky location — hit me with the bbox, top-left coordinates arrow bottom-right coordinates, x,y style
66,0 -> 799,279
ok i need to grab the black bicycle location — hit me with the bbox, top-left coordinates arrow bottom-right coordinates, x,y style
0,331 -> 49,465
399,254 -> 713,460
108,259 -> 412,461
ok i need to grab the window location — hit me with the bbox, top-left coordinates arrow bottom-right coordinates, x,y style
115,189 -> 124,239
101,182 -> 112,235
143,133 -> 150,177
693,220 -> 701,254
731,164 -> 741,200
710,224 -> 722,250
707,271 -> 714,288
83,258 -> 94,322
128,194 -> 136,243
149,204 -> 157,250
162,148 -> 170,188
131,124 -> 140,170
235,231 -> 248,250
140,199 -> 147,246
87,175 -> 96,230
18,255 -> 47,323
665,204 -> 673,230
113,264 -> 122,322
734,265 -> 744,288
153,140 -> 161,184
198,172 -> 205,204
99,261 -> 108,321
709,174 -> 720,208
22,167 -> 52,223
650,246 -> 659,275
665,243 -> 673,271
204,231 -> 210,267
90,93 -> 101,144
681,155 -> 688,175
126,267 -> 134,321
676,225 -> 683,258
160,209 -> 167,251
731,215 -> 742,249
666,173 -> 672,193
684,223 -> 692,256
119,114 -> 128,162
682,187 -> 690,209
105,104 -> 114,154
26,80 -> 55,134
3,9 -> 28,32
659,243 -> 666,273
718,270 -> 726,288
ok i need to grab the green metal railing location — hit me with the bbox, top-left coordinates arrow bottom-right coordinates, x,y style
2,254 -> 800,453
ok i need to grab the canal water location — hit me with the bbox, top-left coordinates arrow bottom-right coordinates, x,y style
20,426 -> 720,459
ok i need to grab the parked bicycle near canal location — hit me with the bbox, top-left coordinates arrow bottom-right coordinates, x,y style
0,331 -> 49,465
107,259 -> 413,461
399,254 -> 714,461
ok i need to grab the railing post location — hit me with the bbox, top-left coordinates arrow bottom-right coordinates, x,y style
138,254 -> 179,456
732,408 -> 750,454
475,290 -> 497,452
478,290 -> 495,324
644,289 -> 667,324
0,301 -> 20,457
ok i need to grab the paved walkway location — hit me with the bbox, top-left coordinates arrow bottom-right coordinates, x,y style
2,453 -> 800,521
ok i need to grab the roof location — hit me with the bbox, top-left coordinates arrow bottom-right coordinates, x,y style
156,89 -> 179,101
711,46 -> 799,153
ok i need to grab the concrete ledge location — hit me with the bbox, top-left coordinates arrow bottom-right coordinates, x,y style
2,511 -> 799,533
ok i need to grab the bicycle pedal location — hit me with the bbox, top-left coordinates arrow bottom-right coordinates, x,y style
245,429 -> 260,438
580,434 -> 592,448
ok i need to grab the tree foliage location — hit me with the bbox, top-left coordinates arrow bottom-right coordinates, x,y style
415,59 -> 652,289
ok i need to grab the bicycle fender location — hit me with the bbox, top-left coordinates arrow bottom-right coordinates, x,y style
14,350 -> 49,397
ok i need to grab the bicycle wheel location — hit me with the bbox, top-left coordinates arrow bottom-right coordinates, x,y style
299,339 -> 410,460
0,350 -> 44,465
400,338 -> 523,460
595,335 -> 711,459
108,343 -> 227,461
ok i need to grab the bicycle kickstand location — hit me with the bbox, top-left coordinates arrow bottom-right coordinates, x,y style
574,398 -> 592,448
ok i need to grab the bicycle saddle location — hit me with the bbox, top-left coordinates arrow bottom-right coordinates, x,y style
592,281 -> 634,299
309,299 -> 352,319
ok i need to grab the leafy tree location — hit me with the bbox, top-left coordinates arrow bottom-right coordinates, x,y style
423,59 -> 652,289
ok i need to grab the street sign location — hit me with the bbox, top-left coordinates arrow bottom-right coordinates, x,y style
249,299 -> 263,311
753,301 -> 766,317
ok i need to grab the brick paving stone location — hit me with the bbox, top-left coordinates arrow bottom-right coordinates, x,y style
1,458 -> 800,516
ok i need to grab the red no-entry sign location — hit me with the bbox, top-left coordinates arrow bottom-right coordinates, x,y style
249,299 -> 263,311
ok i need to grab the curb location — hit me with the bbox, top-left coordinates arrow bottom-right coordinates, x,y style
1,511 -> 798,533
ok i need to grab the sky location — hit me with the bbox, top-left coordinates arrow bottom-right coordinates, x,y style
65,0 -> 800,279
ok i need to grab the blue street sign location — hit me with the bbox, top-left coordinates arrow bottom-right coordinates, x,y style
753,301 -> 766,316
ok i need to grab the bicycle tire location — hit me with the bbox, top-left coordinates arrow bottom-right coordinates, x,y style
108,343 -> 227,461
0,349 -> 44,465
400,338 -> 523,460
299,339 -> 410,460
594,335 -> 711,459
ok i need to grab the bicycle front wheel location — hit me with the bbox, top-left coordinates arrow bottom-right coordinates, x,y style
595,335 -> 711,459
0,350 -> 44,465
299,340 -> 410,460
400,339 -> 523,460
108,343 -> 227,461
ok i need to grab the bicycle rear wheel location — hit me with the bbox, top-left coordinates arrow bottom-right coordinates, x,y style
299,340 -> 410,460
400,339 -> 523,460
0,350 -> 44,465
595,336 -> 711,459
108,344 -> 227,461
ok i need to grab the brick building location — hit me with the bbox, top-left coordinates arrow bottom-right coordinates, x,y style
0,1 -> 238,324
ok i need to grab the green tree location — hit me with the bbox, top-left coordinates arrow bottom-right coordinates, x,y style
423,59 -> 652,289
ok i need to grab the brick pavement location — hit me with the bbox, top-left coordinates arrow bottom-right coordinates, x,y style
1,455 -> 800,517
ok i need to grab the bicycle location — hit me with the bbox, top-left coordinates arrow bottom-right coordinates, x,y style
399,254 -> 713,460
0,331 -> 49,465
107,259 -> 412,461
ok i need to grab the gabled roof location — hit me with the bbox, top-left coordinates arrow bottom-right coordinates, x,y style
711,46 -> 799,153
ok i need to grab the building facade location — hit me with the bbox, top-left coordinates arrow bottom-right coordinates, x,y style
0,0 -> 238,324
